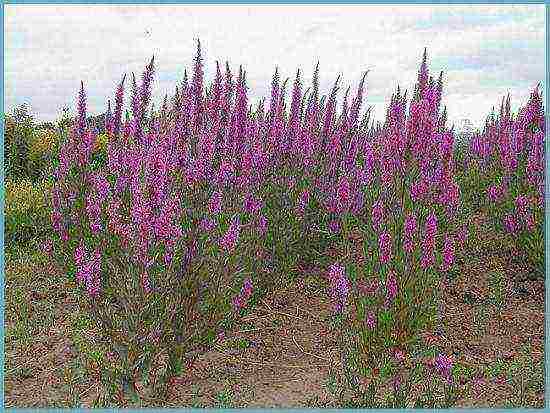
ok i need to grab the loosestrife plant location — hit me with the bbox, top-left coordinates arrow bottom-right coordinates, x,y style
47,42 -> 543,404
466,87 -> 545,274
316,51 -> 465,382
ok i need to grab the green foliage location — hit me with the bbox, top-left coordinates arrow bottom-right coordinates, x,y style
5,104 -> 63,182
5,178 -> 52,246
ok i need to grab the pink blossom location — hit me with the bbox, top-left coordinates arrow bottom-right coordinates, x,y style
220,216 -> 240,252
441,234 -> 455,271
328,263 -> 349,313
209,191 -> 222,214
371,199 -> 385,231
421,211 -> 438,269
384,270 -> 398,306
366,311 -> 376,329
434,353 -> 453,381
378,232 -> 392,264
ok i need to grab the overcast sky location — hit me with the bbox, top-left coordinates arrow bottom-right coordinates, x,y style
5,4 -> 546,128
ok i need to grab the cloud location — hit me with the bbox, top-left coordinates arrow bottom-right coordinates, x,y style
4,4 -> 545,128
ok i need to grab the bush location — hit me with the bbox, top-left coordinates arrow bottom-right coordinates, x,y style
45,42 -> 543,405
5,179 -> 52,246
465,88 -> 545,275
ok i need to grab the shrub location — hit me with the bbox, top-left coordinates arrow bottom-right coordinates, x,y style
5,178 -> 52,246
28,129 -> 60,180
465,88 -> 545,275
45,42 -> 543,405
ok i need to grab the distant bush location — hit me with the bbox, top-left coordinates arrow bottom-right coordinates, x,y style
5,178 -> 52,246
465,88 -> 545,275
28,129 -> 59,180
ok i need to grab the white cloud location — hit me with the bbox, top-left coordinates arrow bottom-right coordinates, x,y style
4,4 -> 545,128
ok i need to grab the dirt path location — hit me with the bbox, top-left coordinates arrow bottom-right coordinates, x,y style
165,281 -> 340,408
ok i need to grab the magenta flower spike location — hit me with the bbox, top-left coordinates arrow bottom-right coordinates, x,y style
192,40 -> 204,131
384,270 -> 398,306
441,234 -> 455,271
417,48 -> 429,97
366,311 -> 377,330
434,353 -> 453,382
421,211 -> 438,269
371,199 -> 385,232
268,67 -> 280,124
322,76 -> 340,145
378,232 -> 392,265
328,263 -> 350,313
403,213 -> 418,253
140,56 -> 155,116
289,69 -> 302,137
348,71 -> 368,132
220,216 -> 241,253
105,100 -> 113,135
76,80 -> 87,143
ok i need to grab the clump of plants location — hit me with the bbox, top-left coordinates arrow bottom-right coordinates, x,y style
318,51 -> 466,391
46,40 -> 544,406
466,88 -> 545,275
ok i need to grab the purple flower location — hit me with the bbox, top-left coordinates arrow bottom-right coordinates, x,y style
434,353 -> 453,382
336,176 -> 351,212
492,181 -> 508,203
378,232 -> 392,265
472,376 -> 486,398
141,270 -> 152,294
457,224 -> 468,247
51,210 -> 63,236
74,241 -> 85,269
328,220 -> 341,235
328,263 -> 349,313
371,199 -> 385,231
85,247 -> 102,298
76,261 -> 92,288
113,75 -> 126,137
41,239 -> 53,257
232,277 -> 254,311
244,193 -> 262,214
242,277 -> 253,300
487,184 -> 502,203
421,211 -> 438,269
208,191 -> 222,214
217,161 -> 235,185
441,234 -> 455,271
297,189 -> 310,215
85,193 -> 102,235
366,311 -> 377,329
403,213 -> 418,254
392,374 -> 403,392
200,217 -> 217,233
394,349 -> 405,363
92,173 -> 111,203
257,214 -> 268,236
351,191 -> 365,214
515,194 -> 529,217
384,270 -> 398,306
164,251 -> 173,265
410,178 -> 428,203
503,214 -> 517,233
220,216 -> 240,252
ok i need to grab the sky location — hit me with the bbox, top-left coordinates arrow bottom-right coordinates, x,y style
4,4 -> 546,129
